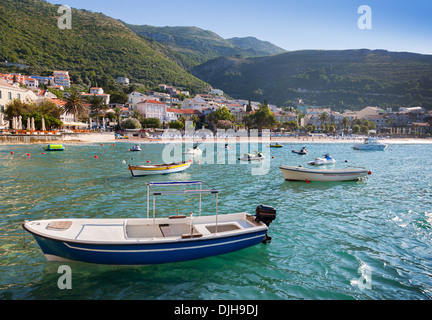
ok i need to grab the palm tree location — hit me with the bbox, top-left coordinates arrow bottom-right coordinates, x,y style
342,117 -> 350,134
64,90 -> 86,122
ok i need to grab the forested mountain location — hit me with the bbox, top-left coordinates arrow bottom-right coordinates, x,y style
192,49 -> 432,110
0,0 -> 208,93
124,24 -> 286,69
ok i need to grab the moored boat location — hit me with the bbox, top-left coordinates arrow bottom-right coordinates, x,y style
308,154 -> 335,165
353,138 -> 387,151
22,181 -> 277,265
279,165 -> 371,182
238,151 -> 265,161
130,145 -> 142,152
292,147 -> 308,155
269,143 -> 283,148
128,161 -> 191,177
43,144 -> 65,151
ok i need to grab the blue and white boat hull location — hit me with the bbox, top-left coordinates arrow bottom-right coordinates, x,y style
23,212 -> 274,265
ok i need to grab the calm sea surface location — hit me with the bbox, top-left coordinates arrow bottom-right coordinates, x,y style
1,141 -> 431,300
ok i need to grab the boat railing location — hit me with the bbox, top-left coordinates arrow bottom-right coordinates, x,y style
146,181 -> 220,236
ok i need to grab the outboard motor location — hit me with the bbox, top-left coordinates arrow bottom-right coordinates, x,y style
255,204 -> 277,244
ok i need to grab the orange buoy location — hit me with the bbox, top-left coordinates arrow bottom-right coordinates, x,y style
26,153 -> 30,157
42,152 -> 45,155
94,155 -> 98,159
305,179 -> 310,183
10,151 -> 14,155
147,160 -> 151,163
368,171 -> 372,175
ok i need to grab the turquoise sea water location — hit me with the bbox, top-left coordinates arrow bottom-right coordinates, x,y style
1,141 -> 432,300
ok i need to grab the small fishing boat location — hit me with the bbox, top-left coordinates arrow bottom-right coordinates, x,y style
23,181 -> 277,265
183,144 -> 202,155
269,143 -> 283,148
128,161 -> 191,177
43,144 -> 65,151
353,138 -> 387,151
130,145 -> 142,152
279,165 -> 371,182
292,147 -> 308,155
238,151 -> 265,161
308,154 -> 335,166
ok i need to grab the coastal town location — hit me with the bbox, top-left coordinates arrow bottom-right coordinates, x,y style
1,69 -> 432,140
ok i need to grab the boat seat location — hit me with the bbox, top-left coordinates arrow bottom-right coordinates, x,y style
47,221 -> 72,230
159,224 -> 175,237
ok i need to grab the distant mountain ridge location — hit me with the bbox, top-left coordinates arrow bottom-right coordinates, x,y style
124,24 -> 286,69
192,49 -> 432,110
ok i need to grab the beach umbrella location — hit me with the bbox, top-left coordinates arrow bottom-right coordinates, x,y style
0,114 -> 4,126
18,116 -> 22,130
89,117 -> 92,129
31,117 -> 35,131
27,117 -> 31,130
41,118 -> 46,131
12,117 -> 16,130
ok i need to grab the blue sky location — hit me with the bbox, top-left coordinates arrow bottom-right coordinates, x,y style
47,0 -> 432,54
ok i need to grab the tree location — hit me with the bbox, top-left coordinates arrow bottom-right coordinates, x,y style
342,117 -> 350,133
120,117 -> 142,129
352,125 -> 360,134
88,94 -> 107,119
64,90 -> 86,122
169,120 -> 184,130
250,104 -> 277,131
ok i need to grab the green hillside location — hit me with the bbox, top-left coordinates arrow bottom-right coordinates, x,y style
0,0 -> 208,93
192,49 -> 432,110
124,24 -> 286,69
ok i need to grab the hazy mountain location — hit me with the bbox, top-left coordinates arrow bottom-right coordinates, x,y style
124,24 -> 286,69
192,49 -> 432,110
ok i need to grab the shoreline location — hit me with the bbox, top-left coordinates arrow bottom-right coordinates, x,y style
1,132 -> 432,145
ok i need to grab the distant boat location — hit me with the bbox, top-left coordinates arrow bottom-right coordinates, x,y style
22,181 -> 277,265
128,162 -> 191,177
238,151 -> 265,161
280,165 -> 371,182
308,154 -> 335,166
183,143 -> 202,155
269,143 -> 283,148
292,147 -> 308,155
130,145 -> 141,152
43,144 -> 65,151
353,138 -> 387,151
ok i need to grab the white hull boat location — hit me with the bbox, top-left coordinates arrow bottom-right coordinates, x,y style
128,162 -> 191,177
23,181 -> 277,265
183,148 -> 202,155
238,151 -> 265,161
353,138 -> 387,151
308,154 -> 335,166
280,165 -> 371,182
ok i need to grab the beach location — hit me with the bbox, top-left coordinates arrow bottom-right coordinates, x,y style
2,131 -> 432,145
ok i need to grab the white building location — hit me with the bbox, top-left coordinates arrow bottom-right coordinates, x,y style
117,77 -> 130,85
52,71 -> 71,88
0,80 -> 36,116
136,99 -> 167,121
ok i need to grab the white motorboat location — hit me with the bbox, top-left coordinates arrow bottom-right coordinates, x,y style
279,165 -> 371,182
308,154 -> 335,166
130,145 -> 142,152
353,138 -> 387,151
238,151 -> 265,161
183,144 -> 202,155
23,181 -> 277,265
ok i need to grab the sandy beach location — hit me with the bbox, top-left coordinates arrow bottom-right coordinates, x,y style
65,132 -> 432,145
2,132 -> 432,145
